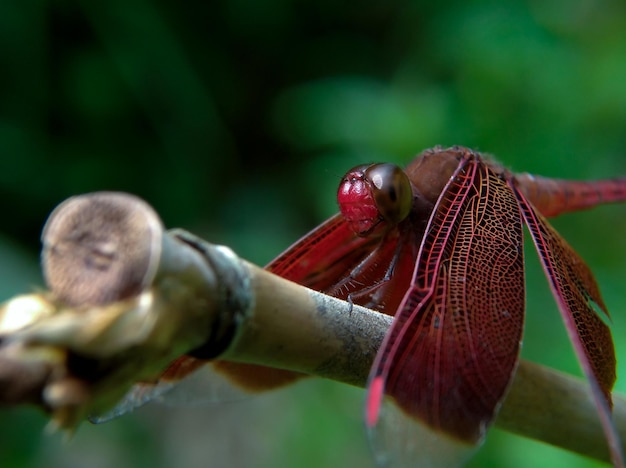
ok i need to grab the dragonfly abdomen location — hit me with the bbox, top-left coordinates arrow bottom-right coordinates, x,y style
514,173 -> 626,217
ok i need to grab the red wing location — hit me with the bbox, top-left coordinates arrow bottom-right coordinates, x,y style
266,213 -> 376,288
367,157 -> 525,464
511,185 -> 624,466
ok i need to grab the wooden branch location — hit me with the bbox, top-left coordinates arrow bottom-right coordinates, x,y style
0,191 -> 622,463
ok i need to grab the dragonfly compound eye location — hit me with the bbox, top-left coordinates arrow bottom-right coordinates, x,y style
364,163 -> 412,225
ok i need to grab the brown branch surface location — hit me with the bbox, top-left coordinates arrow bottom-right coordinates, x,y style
0,191 -> 623,463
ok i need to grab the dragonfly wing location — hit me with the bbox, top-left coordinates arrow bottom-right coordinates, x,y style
89,382 -> 177,423
511,184 -> 624,466
266,213 -> 376,288
367,158 -> 525,465
89,358 -> 254,423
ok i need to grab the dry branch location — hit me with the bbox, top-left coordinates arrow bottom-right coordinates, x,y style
0,192 -> 623,463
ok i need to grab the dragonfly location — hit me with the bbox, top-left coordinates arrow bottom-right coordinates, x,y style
96,146 -> 626,466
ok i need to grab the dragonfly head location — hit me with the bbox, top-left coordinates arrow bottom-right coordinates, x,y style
338,163 -> 412,237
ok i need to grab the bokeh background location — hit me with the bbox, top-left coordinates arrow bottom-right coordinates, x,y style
1,1 -> 626,467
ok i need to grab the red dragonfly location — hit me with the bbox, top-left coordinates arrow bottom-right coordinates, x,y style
96,147 -> 626,466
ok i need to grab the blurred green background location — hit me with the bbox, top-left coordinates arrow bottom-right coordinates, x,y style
1,0 -> 625,467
